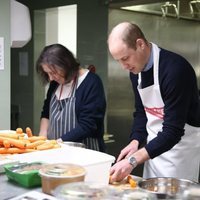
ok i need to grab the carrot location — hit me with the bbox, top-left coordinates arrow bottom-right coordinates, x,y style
127,175 -> 137,188
36,142 -> 54,150
53,144 -> 61,149
0,137 -> 26,149
47,140 -> 57,144
16,128 -> 23,134
3,140 -> 11,148
26,127 -> 33,137
18,137 -> 30,142
18,133 -> 25,137
0,147 -> 36,154
26,140 -> 46,149
0,133 -> 19,139
28,136 -> 47,142
0,137 -> 5,143
109,175 -> 112,184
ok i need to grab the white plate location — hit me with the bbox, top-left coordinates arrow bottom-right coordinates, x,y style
9,191 -> 57,200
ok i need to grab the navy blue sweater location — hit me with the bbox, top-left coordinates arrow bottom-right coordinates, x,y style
41,71 -> 106,151
130,48 -> 200,158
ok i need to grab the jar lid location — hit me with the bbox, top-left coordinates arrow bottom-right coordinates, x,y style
53,182 -> 123,199
39,163 -> 86,178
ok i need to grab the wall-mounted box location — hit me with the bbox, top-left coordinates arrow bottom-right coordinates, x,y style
10,0 -> 32,48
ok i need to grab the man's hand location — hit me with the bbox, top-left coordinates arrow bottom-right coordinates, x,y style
109,158 -> 134,182
117,140 -> 139,162
110,145 -> 150,183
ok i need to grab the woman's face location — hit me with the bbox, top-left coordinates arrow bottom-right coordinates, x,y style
42,64 -> 66,84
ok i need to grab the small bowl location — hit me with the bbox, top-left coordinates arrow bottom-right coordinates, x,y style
138,177 -> 197,199
39,163 -> 86,195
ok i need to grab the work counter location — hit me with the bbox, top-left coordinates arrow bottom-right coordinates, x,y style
0,173 -> 141,200
0,173 -> 41,200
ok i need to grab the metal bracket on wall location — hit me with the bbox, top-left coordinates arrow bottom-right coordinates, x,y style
161,1 -> 179,18
103,133 -> 115,143
189,0 -> 200,17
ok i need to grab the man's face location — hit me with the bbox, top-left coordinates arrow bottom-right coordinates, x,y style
108,39 -> 146,74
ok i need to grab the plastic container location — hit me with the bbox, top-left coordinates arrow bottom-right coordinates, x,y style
11,146 -> 115,185
0,155 -> 19,173
39,163 -> 86,195
4,162 -> 43,188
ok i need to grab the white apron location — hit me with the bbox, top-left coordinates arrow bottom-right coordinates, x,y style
137,43 -> 200,182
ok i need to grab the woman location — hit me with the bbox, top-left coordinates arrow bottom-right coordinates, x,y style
36,44 -> 106,152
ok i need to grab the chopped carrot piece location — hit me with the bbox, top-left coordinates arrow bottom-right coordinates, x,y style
16,128 -> 23,134
127,175 -> 137,188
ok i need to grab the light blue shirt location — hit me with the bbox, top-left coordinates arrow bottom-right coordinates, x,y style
143,44 -> 153,72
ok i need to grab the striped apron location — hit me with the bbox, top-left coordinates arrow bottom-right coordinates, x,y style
48,79 -> 100,151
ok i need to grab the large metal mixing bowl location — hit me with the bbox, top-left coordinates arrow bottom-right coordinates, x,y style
62,141 -> 86,148
138,177 -> 197,199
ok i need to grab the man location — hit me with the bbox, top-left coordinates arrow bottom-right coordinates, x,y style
108,22 -> 200,183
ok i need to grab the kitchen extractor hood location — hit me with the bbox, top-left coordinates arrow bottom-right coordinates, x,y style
10,0 -> 32,48
109,0 -> 200,21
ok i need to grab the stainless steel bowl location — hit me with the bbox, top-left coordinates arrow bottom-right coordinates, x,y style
138,177 -> 197,199
62,142 -> 86,148
182,185 -> 200,199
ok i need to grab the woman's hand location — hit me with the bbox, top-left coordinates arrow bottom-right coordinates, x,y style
38,118 -> 49,137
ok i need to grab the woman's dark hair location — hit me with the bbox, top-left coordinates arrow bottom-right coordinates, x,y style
36,43 -> 80,84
